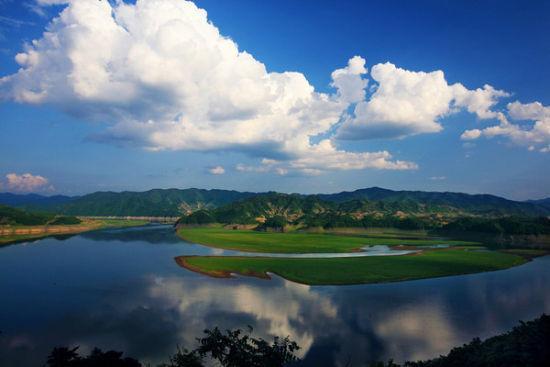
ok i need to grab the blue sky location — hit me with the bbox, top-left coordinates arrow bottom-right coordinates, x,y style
0,0 -> 549,199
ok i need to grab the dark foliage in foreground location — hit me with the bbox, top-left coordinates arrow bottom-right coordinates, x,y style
46,327 -> 300,367
372,314 -> 550,367
46,347 -> 141,367
45,315 -> 549,367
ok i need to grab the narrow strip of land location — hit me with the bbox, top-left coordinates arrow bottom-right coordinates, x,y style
0,218 -> 149,245
176,249 -> 528,285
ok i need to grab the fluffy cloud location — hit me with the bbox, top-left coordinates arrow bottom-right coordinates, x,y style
460,129 -> 482,140
0,0 -> 416,173
236,139 -> 417,176
2,0 -> 542,174
337,63 -> 509,140
5,172 -> 52,192
236,160 -> 288,176
507,101 -> 550,121
453,84 -> 509,119
461,102 -> 550,152
330,55 -> 368,104
207,166 -> 225,175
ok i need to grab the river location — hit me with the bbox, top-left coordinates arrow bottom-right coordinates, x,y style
0,224 -> 548,366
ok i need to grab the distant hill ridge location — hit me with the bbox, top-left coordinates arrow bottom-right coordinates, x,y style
0,187 -> 548,217
317,187 -> 548,216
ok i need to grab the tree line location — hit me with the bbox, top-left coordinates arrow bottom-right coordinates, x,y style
45,314 -> 549,367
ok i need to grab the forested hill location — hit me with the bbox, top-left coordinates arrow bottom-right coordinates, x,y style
0,187 -> 549,217
1,188 -> 256,217
178,192 -> 550,234
0,192 -> 74,207
0,205 -> 80,226
317,187 -> 548,216
57,189 -> 258,216
528,197 -> 550,211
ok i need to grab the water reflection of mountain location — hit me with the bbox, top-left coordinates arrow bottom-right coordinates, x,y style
2,256 -> 550,366
80,224 -> 183,244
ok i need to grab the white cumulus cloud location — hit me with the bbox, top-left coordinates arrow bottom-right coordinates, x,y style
5,173 -> 52,192
0,0 -> 416,174
1,0 -> 544,173
461,103 -> 550,152
337,63 -> 509,140
208,166 -> 225,175
460,129 -> 482,141
330,55 -> 368,104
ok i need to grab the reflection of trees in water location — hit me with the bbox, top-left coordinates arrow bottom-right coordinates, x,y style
1,257 -> 549,366
0,233 -> 78,249
80,225 -> 182,244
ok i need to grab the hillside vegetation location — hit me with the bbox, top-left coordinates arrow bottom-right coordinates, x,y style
177,193 -> 550,237
3,188 -> 256,217
2,187 -> 549,218
0,204 -> 81,226
318,187 -> 549,216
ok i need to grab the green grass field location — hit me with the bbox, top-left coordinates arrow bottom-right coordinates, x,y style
94,219 -> 150,228
177,249 -> 527,285
177,226 -> 478,253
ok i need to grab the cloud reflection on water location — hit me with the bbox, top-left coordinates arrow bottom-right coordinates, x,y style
0,227 -> 549,366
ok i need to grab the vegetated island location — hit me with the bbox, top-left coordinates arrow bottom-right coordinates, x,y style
175,243 -> 528,286
174,193 -> 550,285
0,204 -> 149,245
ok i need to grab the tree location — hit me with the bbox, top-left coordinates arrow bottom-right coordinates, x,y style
165,327 -> 300,367
46,346 -> 141,367
47,346 -> 81,367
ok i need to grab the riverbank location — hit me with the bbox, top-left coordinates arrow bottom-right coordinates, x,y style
0,218 -> 149,245
176,225 -> 478,253
176,248 -> 530,285
173,226 -> 549,285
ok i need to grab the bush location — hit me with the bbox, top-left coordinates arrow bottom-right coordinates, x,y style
263,216 -> 287,229
50,216 -> 81,225
0,204 -> 53,225
179,210 -> 217,225
371,314 -> 550,367
46,327 -> 300,367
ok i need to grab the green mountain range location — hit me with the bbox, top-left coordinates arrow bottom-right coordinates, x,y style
180,192 -> 550,235
0,187 -> 548,218
318,187 -> 548,216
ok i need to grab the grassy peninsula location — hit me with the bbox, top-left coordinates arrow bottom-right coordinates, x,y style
176,225 -> 477,253
176,248 -> 527,285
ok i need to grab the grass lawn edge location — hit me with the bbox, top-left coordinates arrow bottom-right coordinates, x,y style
175,249 -> 536,286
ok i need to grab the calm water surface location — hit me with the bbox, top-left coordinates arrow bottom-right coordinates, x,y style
1,225 -> 549,366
